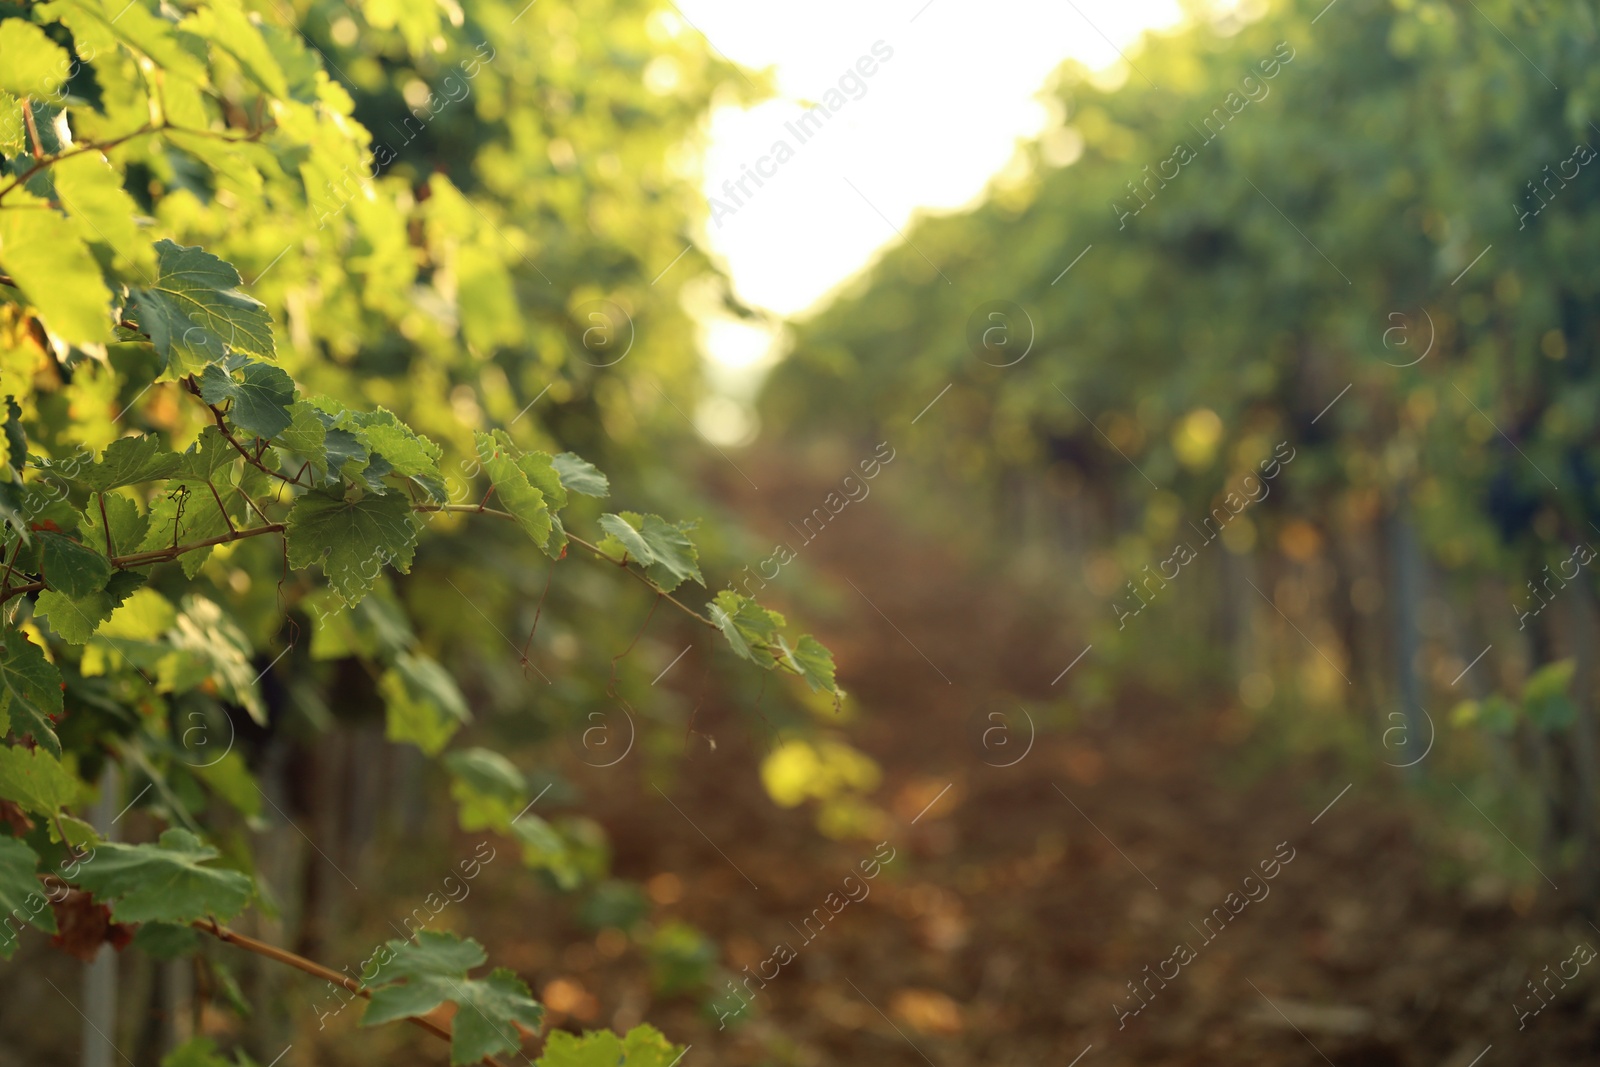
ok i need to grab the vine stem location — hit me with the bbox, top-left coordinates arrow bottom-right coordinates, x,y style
0,523 -> 286,604
195,919 -> 513,1067
0,122 -> 272,203
181,377 -> 311,489
0,482 -> 803,679
413,504 -> 725,630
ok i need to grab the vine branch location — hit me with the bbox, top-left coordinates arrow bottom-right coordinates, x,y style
195,919 -> 512,1067
180,376 -> 313,490
0,122 -> 272,203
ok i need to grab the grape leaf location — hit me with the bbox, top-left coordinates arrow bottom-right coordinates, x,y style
273,400 -> 329,479
129,921 -> 202,961
0,837 -> 55,959
0,21 -> 69,96
167,595 -> 266,724
536,1025 -> 684,1067
380,652 -> 470,756
51,152 -> 157,278
597,513 -> 651,564
364,931 -> 544,1066
99,587 -> 177,641
597,512 -> 702,591
322,428 -> 370,485
444,748 -> 527,830
198,360 -> 295,440
551,452 -> 609,498
183,1 -> 289,99
74,828 -> 253,924
784,634 -> 838,695
139,480 -> 233,579
1,396 -> 24,480
36,570 -> 148,644
77,436 -> 184,493
81,493 -> 151,558
286,489 -> 419,606
178,426 -> 243,484
340,409 -> 442,482
0,743 -> 77,814
39,531 -> 114,598
516,451 -> 567,511
0,628 -> 65,755
0,190 -> 115,346
128,240 -> 275,375
474,431 -> 553,554
707,591 -> 781,669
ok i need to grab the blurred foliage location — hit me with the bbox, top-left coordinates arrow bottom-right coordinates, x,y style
0,0 -> 848,1056
766,0 -> 1600,890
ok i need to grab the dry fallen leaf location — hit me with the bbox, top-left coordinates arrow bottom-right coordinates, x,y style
890,987 -> 965,1036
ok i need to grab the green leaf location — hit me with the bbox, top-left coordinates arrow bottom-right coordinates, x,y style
340,409 -> 442,482
474,431 -> 553,554
304,583 -> 412,660
0,191 -> 114,346
380,652 -> 470,756
707,591 -> 781,669
35,570 -> 147,644
39,530 -> 114,598
178,426 -> 243,484
183,2 -> 289,99
81,493 -> 150,558
128,239 -> 275,376
535,1030 -> 627,1067
0,628 -> 64,755
516,451 -> 567,511
630,513 -> 702,592
166,595 -> 266,724
0,743 -> 77,814
273,400 -> 329,479
52,152 -> 156,278
1,396 -> 24,481
536,1026 -> 684,1067
551,452 -> 610,498
0,837 -> 55,959
321,428 -> 369,485
74,828 -> 253,924
364,931 -> 544,1066
597,513 -> 651,563
99,587 -> 177,641
286,489 -> 420,606
79,436 -> 184,493
444,748 -> 526,831
1451,694 -> 1518,735
139,479 -> 233,579
130,921 -> 203,961
620,1025 -> 686,1067
0,21 -> 70,96
199,361 -> 296,440
786,634 -> 838,694
597,512 -> 703,591
511,813 -> 602,890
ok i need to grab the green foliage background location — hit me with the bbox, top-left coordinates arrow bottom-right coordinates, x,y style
766,0 -> 1600,897
0,0 -> 840,1059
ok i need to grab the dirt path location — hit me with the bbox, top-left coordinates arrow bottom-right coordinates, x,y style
330,459 -> 1595,1067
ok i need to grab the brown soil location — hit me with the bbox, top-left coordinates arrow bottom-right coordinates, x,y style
8,467 -> 1594,1067
315,457 -> 1600,1066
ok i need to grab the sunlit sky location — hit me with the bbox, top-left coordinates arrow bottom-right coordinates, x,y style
670,0 -> 1200,440
679,0 -> 1189,330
